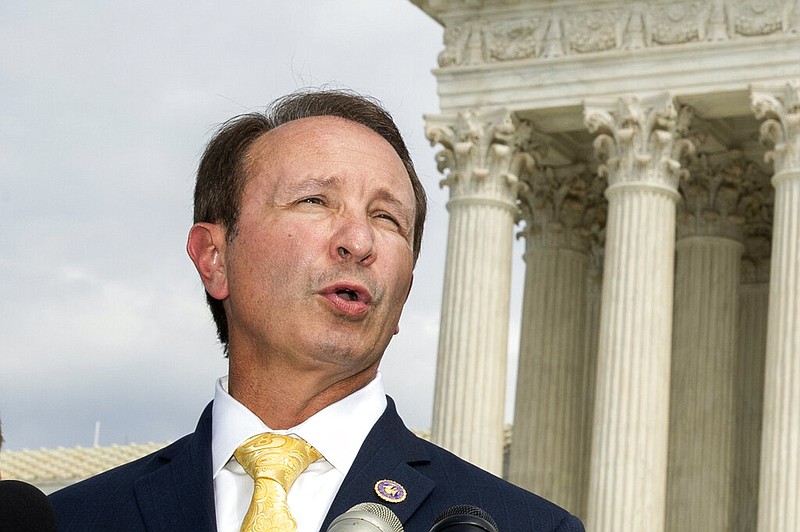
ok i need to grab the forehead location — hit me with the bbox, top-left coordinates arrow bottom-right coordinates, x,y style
244,116 -> 412,193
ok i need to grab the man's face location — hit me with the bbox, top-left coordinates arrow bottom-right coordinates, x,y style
220,116 -> 416,378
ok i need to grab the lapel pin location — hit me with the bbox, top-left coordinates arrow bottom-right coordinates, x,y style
374,479 -> 407,503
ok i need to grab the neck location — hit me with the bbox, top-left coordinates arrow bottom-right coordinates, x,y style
227,355 -> 379,429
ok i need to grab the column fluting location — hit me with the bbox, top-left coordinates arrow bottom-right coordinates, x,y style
584,95 -> 693,532
427,109 -> 535,475
752,84 -> 800,532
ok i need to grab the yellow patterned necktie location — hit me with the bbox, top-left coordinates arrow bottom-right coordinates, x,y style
234,433 -> 322,532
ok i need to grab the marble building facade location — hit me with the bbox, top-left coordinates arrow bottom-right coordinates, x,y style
411,1 -> 800,531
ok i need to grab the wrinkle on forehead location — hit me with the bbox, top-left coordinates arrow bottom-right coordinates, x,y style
242,116 -> 414,206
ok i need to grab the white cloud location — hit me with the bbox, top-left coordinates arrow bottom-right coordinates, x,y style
0,0 -> 449,450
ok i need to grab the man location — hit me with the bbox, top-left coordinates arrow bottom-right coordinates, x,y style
50,90 -> 584,531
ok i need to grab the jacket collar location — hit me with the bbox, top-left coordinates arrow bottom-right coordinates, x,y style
128,397 -> 433,532
321,397 -> 434,529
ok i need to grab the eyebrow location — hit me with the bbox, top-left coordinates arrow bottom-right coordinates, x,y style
285,177 -> 411,209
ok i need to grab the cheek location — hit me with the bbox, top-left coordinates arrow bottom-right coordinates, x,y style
385,237 -> 414,280
383,259 -> 414,304
283,223 -> 325,257
263,223 -> 330,282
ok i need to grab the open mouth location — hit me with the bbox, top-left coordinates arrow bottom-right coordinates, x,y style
336,288 -> 359,302
320,282 -> 372,317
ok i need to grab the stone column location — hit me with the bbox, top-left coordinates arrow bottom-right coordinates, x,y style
732,164 -> 772,531
666,152 -> 747,531
581,224 -> 604,513
736,282 -> 769,530
751,83 -> 800,532
583,95 -> 694,532
427,109 -> 535,475
509,163 -> 605,517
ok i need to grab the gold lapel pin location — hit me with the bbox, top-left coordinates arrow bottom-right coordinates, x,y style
374,479 -> 407,503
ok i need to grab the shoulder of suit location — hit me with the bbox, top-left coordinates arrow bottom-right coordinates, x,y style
50,433 -> 194,505
410,434 -> 580,522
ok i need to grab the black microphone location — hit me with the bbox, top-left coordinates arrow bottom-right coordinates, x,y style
0,480 -> 57,532
327,502 -> 404,531
429,505 -> 499,532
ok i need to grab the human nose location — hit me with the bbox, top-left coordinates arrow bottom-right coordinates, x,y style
331,214 -> 375,265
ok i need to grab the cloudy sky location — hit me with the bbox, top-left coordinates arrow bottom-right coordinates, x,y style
0,1 -> 527,451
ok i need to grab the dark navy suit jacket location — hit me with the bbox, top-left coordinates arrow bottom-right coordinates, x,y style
50,398 -> 584,531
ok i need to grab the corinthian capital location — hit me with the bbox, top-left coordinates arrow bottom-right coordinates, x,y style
751,82 -> 800,174
584,94 -> 695,192
677,149 -> 773,241
518,164 -> 607,251
426,109 -> 536,204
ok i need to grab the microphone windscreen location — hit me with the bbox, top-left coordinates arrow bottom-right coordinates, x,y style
430,504 -> 499,532
327,501 -> 403,531
0,480 -> 57,532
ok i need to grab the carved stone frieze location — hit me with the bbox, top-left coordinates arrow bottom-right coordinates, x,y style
540,13 -> 566,58
584,95 -> 695,192
438,23 -> 473,67
733,0 -> 786,36
425,109 -> 536,203
567,9 -> 624,53
427,0 -> 799,68
651,3 -> 705,44
485,18 -> 542,62
706,0 -> 730,40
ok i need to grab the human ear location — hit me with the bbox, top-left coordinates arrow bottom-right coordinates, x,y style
187,222 -> 229,300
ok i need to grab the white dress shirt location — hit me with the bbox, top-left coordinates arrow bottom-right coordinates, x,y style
211,373 -> 387,532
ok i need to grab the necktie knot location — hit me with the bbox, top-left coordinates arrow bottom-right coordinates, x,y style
234,433 -> 321,531
235,433 -> 321,489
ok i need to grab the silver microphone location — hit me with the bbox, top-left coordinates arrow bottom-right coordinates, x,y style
327,502 -> 404,531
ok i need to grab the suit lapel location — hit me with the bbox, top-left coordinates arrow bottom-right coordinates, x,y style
125,398 -> 433,530
134,403 -> 217,531
320,398 -> 434,530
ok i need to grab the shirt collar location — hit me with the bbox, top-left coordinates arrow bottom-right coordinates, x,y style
211,372 -> 386,479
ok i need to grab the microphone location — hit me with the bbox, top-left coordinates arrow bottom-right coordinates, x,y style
429,505 -> 499,532
327,502 -> 403,531
0,480 -> 57,532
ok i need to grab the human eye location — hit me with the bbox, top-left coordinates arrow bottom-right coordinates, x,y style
374,211 -> 410,239
299,196 -> 325,205
377,212 -> 399,224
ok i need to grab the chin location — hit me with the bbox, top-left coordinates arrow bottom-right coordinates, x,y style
310,340 -> 380,370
